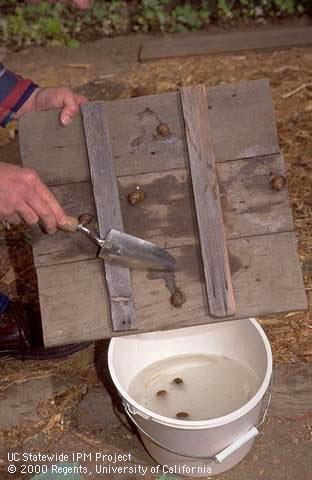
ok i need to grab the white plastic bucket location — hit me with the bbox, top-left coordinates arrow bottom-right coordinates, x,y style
108,319 -> 272,476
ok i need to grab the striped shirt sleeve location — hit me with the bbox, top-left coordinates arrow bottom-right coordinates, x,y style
0,63 -> 38,128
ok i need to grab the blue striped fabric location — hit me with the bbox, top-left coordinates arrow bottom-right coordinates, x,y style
0,64 -> 19,103
0,293 -> 10,314
0,63 -> 38,127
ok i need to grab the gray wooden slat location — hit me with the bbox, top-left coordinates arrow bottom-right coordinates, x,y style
30,155 -> 293,268
81,102 -> 136,332
181,84 -> 235,318
19,80 -> 279,184
140,26 -> 312,61
37,232 -> 307,346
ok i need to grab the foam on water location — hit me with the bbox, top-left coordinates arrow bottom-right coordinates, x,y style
128,354 -> 260,421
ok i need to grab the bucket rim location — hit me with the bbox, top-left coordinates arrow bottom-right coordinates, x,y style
108,318 -> 273,429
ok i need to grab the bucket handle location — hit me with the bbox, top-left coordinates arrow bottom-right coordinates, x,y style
124,373 -> 273,464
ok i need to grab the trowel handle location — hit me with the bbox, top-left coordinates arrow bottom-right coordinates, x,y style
58,216 -> 104,248
58,215 -> 79,233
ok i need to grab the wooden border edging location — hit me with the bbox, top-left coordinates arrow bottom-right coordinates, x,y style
140,26 -> 312,62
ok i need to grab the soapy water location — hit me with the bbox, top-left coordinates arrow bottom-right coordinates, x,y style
128,354 -> 260,421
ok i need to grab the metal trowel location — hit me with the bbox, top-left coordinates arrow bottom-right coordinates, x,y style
59,216 -> 176,272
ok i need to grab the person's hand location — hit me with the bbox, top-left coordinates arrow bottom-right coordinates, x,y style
0,162 -> 68,234
11,87 -> 87,231
15,86 -> 87,126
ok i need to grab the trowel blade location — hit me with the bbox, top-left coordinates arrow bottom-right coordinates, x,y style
99,229 -> 176,272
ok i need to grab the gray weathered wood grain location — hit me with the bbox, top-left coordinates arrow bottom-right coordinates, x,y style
19,80 -> 279,184
181,84 -> 235,318
81,102 -> 136,331
19,112 -> 90,185
18,79 -> 306,345
31,155 -> 292,268
38,259 -> 110,345
37,232 -> 307,346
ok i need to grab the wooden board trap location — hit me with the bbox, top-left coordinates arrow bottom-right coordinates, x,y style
19,79 -> 307,347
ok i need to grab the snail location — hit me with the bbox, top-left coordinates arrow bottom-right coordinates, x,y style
171,289 -> 186,309
172,377 -> 184,386
127,191 -> 145,205
270,175 -> 286,191
157,122 -> 170,137
156,389 -> 167,397
78,213 -> 93,226
176,411 -> 189,419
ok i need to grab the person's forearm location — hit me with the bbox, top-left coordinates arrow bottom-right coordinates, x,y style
0,64 -> 38,127
0,65 -> 87,231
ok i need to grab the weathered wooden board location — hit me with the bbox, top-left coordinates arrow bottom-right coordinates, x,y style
181,84 -> 235,318
30,155 -> 293,268
19,80 -> 279,185
140,26 -> 312,61
38,259 -> 110,345
81,102 -> 136,332
37,232 -> 307,346
18,79 -> 307,346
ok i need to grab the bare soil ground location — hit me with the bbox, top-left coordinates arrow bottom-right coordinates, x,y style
0,32 -> 311,480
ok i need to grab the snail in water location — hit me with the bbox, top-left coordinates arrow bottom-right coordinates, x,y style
156,389 -> 167,397
172,377 -> 184,386
176,411 -> 189,419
